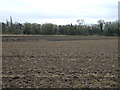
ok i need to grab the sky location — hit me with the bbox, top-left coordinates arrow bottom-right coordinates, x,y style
118,1 -> 120,22
0,0 -> 119,25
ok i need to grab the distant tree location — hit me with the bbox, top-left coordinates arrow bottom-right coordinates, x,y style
33,23 -> 41,35
76,19 -> 84,25
2,17 -> 119,36
6,20 -> 9,26
104,21 -> 118,36
2,22 -> 6,34
53,24 -> 59,35
60,25 -> 69,35
69,23 -> 76,35
91,24 -> 100,35
10,16 -> 13,27
97,20 -> 105,32
14,22 -> 23,34
58,25 -> 63,34
23,23 -> 32,34
42,23 -> 54,35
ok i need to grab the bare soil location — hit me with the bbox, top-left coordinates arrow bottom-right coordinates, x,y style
2,36 -> 119,88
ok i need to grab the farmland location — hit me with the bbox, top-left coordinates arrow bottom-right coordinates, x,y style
2,35 -> 119,88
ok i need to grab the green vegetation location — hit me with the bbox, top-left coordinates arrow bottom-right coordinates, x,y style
1,17 -> 119,36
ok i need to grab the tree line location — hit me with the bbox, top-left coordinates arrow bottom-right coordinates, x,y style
1,17 -> 119,36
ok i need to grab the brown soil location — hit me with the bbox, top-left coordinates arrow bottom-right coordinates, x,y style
2,36 -> 119,88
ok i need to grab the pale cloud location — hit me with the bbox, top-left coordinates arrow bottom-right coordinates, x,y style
0,0 -> 119,25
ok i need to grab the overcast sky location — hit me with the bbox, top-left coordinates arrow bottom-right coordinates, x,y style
0,0 -> 119,25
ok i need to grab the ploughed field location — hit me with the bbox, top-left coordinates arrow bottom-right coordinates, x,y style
2,35 -> 119,88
